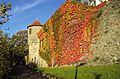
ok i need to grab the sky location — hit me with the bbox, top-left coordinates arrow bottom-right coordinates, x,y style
0,0 -> 65,36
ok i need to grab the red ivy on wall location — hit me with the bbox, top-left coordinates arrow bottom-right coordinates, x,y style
43,1 -> 106,66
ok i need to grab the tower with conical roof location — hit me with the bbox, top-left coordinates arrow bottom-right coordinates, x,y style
27,20 -> 48,67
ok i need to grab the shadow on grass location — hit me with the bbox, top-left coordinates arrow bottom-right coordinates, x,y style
74,62 -> 101,79
74,62 -> 86,79
75,65 -> 78,79
94,73 -> 101,79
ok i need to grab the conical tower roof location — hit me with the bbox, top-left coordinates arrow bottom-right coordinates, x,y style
27,20 -> 42,28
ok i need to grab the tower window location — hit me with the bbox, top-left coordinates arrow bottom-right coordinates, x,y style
34,57 -> 36,63
29,28 -> 32,34
32,58 -> 33,62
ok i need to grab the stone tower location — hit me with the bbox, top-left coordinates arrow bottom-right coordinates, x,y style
27,20 -> 48,67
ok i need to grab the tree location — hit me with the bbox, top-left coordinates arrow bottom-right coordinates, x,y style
11,30 -> 28,65
0,3 -> 11,78
0,30 -> 28,78
0,30 -> 12,78
0,3 -> 11,25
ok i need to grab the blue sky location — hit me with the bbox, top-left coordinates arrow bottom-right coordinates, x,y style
0,0 -> 65,36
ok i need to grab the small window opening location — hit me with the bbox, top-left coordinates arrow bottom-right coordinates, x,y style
29,28 -> 32,34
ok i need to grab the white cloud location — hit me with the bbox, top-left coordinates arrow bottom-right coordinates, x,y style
12,0 -> 45,14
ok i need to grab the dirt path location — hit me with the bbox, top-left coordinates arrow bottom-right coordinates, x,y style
14,65 -> 48,79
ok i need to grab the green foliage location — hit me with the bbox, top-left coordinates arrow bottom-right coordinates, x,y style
39,49 -> 51,64
0,3 -> 12,78
0,30 -> 28,78
0,30 -> 12,78
39,64 -> 120,79
0,3 -> 11,25
11,30 -> 28,64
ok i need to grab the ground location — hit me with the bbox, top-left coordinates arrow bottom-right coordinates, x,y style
9,65 -> 48,79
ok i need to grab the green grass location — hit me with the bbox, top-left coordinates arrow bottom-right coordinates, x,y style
38,64 -> 120,79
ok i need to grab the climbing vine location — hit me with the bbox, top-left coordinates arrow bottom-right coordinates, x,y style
39,1 -> 106,66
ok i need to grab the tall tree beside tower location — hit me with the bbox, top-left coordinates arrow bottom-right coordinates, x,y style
0,3 -> 12,78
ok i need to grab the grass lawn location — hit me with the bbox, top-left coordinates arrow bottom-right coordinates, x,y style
38,64 -> 120,79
